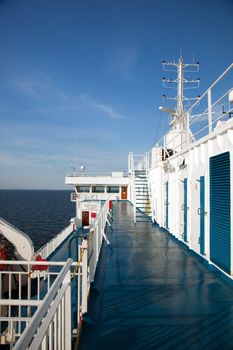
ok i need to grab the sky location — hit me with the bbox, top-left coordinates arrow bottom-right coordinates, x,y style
0,0 -> 232,189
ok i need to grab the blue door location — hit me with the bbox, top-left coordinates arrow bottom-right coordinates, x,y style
199,176 -> 205,255
210,152 -> 231,274
165,181 -> 169,229
183,178 -> 188,242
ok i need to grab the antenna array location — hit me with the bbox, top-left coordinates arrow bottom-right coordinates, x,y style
161,57 -> 200,128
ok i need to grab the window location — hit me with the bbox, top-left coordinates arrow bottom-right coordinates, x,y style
107,186 -> 119,193
77,186 -> 90,193
92,186 -> 105,193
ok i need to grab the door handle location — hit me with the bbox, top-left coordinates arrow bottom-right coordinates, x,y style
197,208 -> 205,215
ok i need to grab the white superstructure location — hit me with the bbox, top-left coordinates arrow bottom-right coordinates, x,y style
129,59 -> 233,277
65,170 -> 129,227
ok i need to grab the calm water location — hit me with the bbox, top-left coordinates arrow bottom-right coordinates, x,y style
0,190 -> 76,250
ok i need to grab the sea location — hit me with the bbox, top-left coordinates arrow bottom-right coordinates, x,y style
0,190 -> 76,251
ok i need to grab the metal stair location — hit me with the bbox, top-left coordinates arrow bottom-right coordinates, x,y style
134,170 -> 152,222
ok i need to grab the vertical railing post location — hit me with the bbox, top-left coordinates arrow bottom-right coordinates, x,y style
133,180 -> 136,223
97,221 -> 100,256
146,153 -> 148,170
163,136 -> 166,160
99,217 -> 101,252
131,153 -> 136,223
77,269 -> 81,331
81,239 -> 88,314
89,228 -> 95,283
208,89 -> 213,133
128,153 -> 131,173
63,270 -> 71,349
186,112 -> 190,148
95,224 -> 99,260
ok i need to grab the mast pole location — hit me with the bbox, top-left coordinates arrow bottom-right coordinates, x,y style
177,57 -> 184,123
161,56 -> 200,150
162,56 -> 200,130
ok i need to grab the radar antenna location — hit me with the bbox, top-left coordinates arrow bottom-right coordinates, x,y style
161,56 -> 200,130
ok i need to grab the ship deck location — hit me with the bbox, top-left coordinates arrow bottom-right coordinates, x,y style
78,201 -> 233,350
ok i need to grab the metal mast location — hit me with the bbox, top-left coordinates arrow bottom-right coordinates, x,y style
177,56 -> 184,117
161,56 -> 200,131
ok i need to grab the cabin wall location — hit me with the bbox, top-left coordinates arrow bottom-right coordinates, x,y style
148,122 -> 233,276
149,167 -> 163,225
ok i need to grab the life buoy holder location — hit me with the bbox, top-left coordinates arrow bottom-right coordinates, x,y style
32,255 -> 49,271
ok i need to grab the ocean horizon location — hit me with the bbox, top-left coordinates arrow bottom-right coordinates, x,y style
0,189 -> 76,251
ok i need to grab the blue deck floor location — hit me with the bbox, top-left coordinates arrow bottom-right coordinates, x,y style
78,201 -> 233,350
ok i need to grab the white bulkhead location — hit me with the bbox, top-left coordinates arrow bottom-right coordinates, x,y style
129,61 -> 233,277
148,117 -> 233,275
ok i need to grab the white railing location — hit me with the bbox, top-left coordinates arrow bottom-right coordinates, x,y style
128,153 -> 136,222
35,221 -> 74,259
128,152 -> 152,222
70,192 -> 99,202
187,64 -> 233,139
148,62 -> 233,168
129,152 -> 149,170
87,196 -> 111,282
13,259 -> 73,350
0,198 -> 112,349
66,171 -> 128,177
0,259 -> 75,346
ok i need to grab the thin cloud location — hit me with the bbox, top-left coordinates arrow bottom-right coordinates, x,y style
4,76 -> 124,120
9,75 -> 51,98
91,101 -> 123,119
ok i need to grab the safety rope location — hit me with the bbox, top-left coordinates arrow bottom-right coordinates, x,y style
71,247 -> 86,280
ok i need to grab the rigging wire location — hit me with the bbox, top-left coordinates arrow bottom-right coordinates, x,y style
108,84 -> 163,156
102,85 -> 162,170
150,110 -> 164,149
102,78 -> 172,170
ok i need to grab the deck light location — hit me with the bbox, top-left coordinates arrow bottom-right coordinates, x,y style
80,165 -> 85,175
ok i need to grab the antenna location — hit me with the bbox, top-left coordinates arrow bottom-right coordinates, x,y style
161,56 -> 200,129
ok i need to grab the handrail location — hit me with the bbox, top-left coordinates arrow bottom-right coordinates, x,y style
92,195 -> 110,225
186,63 -> 233,114
1,198 -> 112,349
189,87 -> 233,126
147,62 -> 233,169
66,171 -> 128,177
13,258 -> 73,350
35,221 -> 74,259
0,259 -> 76,266
129,153 -> 136,223
28,283 -> 69,350
71,246 -> 86,279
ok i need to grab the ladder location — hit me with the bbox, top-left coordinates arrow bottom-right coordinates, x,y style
134,170 -> 152,222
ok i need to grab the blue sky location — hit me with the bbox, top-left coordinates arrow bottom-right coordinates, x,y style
0,0 -> 232,189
